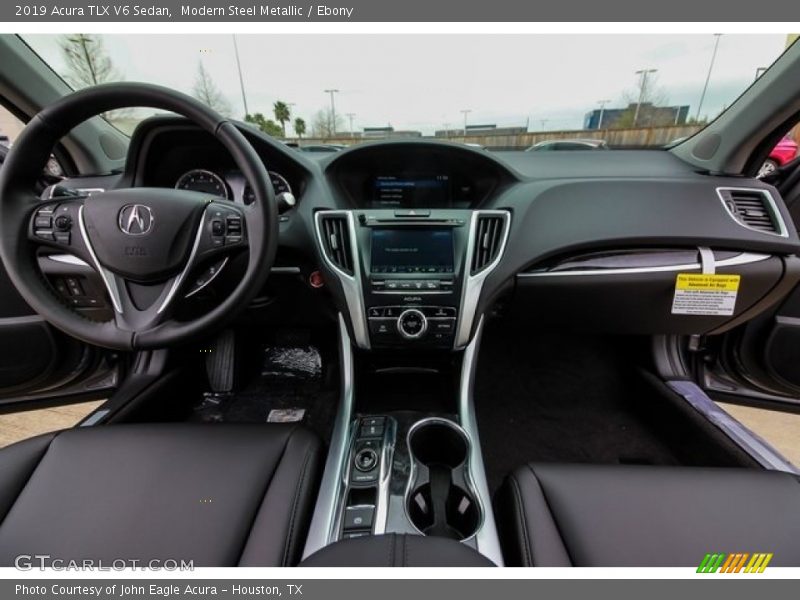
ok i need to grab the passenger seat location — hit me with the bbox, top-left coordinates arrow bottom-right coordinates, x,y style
495,463 -> 800,566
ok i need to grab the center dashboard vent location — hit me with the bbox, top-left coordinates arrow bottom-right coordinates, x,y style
319,213 -> 354,275
718,187 -> 786,236
471,213 -> 507,274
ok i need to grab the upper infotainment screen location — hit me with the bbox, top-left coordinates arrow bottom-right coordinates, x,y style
370,228 -> 454,274
372,175 -> 451,208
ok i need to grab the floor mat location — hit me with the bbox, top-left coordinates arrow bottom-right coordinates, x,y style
474,323 -> 681,494
190,339 -> 338,444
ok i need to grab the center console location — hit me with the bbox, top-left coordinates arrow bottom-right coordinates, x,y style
306,208 -> 511,566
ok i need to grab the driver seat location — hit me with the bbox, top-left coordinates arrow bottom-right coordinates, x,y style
0,423 -> 321,567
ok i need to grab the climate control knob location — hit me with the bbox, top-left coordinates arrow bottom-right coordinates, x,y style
396,309 -> 428,340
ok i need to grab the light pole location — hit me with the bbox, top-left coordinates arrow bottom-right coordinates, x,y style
540,119 -> 549,131
346,113 -> 356,136
633,69 -> 657,127
324,89 -> 339,136
696,34 -> 722,122
461,109 -> 471,136
596,99 -> 611,129
231,34 -> 249,118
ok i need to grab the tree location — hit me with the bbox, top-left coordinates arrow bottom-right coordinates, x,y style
60,34 -> 121,88
192,62 -> 231,117
613,73 -> 671,128
311,108 -> 344,138
294,118 -> 307,139
245,113 -> 283,137
273,101 -> 291,137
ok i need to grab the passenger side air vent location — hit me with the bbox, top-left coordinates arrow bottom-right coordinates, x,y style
471,214 -> 507,274
319,213 -> 354,275
718,188 -> 786,236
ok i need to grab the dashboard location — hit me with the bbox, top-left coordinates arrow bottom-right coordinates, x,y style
43,116 -> 800,348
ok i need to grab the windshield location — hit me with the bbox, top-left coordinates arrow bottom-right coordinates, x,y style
19,33 -> 795,150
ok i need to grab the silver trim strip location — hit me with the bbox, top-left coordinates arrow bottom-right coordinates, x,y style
314,211 -> 370,349
518,252 -> 772,278
716,186 -> 790,238
372,418 -> 396,536
458,317 -> 505,565
47,254 -> 298,277
667,380 -> 798,474
455,210 -> 512,349
183,256 -> 229,299
77,206 -> 123,314
155,214 -> 208,314
80,410 -> 110,427
302,314 -> 356,559
48,186 -> 105,199
47,254 -> 90,267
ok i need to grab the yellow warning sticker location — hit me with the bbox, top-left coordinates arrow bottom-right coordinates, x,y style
672,273 -> 740,316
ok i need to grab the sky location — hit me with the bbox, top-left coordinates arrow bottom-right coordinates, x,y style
23,34 -> 791,135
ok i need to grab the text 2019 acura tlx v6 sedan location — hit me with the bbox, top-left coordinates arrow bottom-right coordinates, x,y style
0,33 -> 799,567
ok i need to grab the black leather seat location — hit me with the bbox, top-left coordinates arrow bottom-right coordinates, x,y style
496,463 -> 800,567
301,534 -> 495,567
0,423 -> 321,567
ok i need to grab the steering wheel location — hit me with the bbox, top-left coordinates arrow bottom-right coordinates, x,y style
0,83 -> 278,351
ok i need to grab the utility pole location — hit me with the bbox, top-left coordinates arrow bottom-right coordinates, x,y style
596,99 -> 610,129
324,89 -> 339,135
540,119 -> 549,131
696,34 -> 722,122
461,109 -> 472,136
346,113 -> 356,136
232,34 -> 249,117
633,69 -> 657,127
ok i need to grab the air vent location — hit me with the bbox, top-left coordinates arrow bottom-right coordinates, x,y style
319,214 -> 354,275
471,214 -> 506,274
718,188 -> 785,236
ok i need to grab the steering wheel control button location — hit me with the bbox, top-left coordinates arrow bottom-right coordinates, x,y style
54,215 -> 72,231
35,216 -> 53,229
354,448 -> 379,472
397,308 -> 428,340
225,216 -> 242,233
211,219 -> 225,236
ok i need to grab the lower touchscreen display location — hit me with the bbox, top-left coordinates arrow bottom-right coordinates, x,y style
370,228 -> 454,273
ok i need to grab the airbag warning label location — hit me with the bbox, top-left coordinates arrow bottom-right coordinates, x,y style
671,273 -> 741,316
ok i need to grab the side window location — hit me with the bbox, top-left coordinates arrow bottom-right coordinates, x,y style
0,104 -> 64,178
0,104 -> 24,148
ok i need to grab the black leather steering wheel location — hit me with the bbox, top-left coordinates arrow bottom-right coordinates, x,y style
0,83 -> 278,351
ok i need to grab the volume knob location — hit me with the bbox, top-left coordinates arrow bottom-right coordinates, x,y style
397,309 -> 428,340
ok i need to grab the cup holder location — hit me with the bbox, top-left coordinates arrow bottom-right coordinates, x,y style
405,418 -> 481,541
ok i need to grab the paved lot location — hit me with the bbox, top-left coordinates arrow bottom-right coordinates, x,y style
0,400 -> 798,469
0,400 -> 103,447
718,402 -> 800,467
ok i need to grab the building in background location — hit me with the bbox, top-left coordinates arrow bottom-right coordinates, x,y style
362,126 -> 421,139
435,124 -> 528,137
584,103 -> 690,130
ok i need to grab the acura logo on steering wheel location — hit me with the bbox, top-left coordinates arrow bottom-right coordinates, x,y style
118,204 -> 154,236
